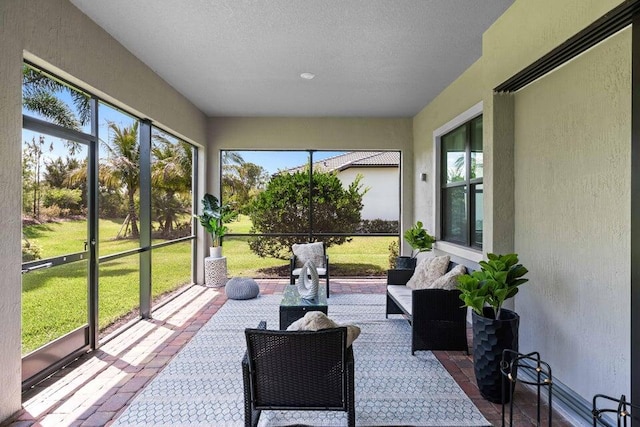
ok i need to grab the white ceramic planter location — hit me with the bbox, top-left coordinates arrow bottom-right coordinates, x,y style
210,246 -> 223,258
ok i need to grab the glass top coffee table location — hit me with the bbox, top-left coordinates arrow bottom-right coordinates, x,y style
279,284 -> 328,330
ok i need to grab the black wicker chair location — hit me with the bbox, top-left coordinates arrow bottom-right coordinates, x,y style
242,321 -> 355,427
289,242 -> 330,296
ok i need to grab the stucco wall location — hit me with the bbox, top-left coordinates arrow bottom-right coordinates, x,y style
412,59 -> 484,260
483,0 -> 631,404
411,0 -> 631,408
208,117 -> 412,151
0,0 -> 207,421
208,117 -> 413,247
338,167 -> 399,221
514,29 -> 631,400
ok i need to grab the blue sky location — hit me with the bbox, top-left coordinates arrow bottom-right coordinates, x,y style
232,150 -> 346,174
22,78 -> 343,175
23,87 -> 144,164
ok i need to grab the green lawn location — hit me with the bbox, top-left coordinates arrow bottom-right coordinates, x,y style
22,218 -> 191,354
224,215 -> 397,277
22,216 -> 397,354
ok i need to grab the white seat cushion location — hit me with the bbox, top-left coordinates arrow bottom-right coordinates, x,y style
387,285 -> 413,316
292,267 -> 327,276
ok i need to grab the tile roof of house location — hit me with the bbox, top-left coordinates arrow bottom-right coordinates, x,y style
286,151 -> 399,174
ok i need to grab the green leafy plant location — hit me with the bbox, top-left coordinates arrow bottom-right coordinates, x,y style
403,221 -> 435,258
21,239 -> 42,262
248,170 -> 367,259
457,253 -> 529,320
195,193 -> 235,247
388,240 -> 399,268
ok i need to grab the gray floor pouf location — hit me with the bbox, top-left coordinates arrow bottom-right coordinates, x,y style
225,277 -> 260,300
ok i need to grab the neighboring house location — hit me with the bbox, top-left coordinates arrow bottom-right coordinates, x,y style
287,151 -> 400,221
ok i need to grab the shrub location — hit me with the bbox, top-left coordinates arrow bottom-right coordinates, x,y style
99,187 -> 127,218
43,187 -> 83,214
388,240 -> 399,269
358,219 -> 399,233
39,204 -> 70,220
248,170 -> 366,259
152,220 -> 191,240
22,239 -> 42,262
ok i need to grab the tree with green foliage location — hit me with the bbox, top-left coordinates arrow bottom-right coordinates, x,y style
22,65 -> 90,129
222,162 -> 269,214
100,122 -> 140,238
151,136 -> 193,237
42,188 -> 83,214
44,156 -> 87,210
22,135 -> 49,219
22,65 -> 89,221
222,150 -> 244,166
44,157 -> 80,188
248,170 -> 367,259
22,65 -> 89,155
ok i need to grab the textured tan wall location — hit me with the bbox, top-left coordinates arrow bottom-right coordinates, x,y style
209,117 -> 412,150
0,1 -> 24,418
483,0 -> 624,89
482,0 -> 625,255
411,0 -> 631,406
412,59 -> 483,242
0,0 -> 207,420
514,28 -> 631,400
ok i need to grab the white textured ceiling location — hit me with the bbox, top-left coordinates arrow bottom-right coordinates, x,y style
69,0 -> 513,117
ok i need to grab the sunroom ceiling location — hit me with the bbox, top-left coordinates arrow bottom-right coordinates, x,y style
69,0 -> 513,117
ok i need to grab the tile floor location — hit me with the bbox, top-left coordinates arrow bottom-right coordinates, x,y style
4,279 -> 575,427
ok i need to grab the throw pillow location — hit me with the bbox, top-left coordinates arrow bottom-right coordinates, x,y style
292,242 -> 325,268
406,255 -> 450,290
429,264 -> 467,290
287,311 -> 361,347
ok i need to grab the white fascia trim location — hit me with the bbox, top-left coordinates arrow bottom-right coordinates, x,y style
433,101 -> 484,137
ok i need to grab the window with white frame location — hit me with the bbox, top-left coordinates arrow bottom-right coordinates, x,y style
439,114 -> 483,249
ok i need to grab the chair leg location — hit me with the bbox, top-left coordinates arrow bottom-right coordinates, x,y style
326,276 -> 330,297
249,408 -> 261,427
348,406 -> 355,427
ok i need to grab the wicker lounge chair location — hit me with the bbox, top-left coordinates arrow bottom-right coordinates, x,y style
242,321 -> 355,427
386,262 -> 469,354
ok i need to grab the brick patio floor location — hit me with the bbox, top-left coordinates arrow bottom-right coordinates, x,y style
4,279 -> 576,427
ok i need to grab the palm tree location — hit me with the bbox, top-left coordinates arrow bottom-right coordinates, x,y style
151,135 -> 193,237
100,122 -> 140,238
222,150 -> 244,166
22,65 -> 89,155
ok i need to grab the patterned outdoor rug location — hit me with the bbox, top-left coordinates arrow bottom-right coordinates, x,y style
113,292 -> 490,426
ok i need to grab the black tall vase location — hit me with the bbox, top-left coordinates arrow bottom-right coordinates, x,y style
471,307 -> 519,403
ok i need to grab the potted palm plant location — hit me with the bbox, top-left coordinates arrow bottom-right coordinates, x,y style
195,193 -> 234,258
456,253 -> 529,403
396,221 -> 436,269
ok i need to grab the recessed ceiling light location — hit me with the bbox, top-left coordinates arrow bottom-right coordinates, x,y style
300,72 -> 315,80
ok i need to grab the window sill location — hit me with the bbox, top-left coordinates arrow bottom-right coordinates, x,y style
434,241 -> 483,263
